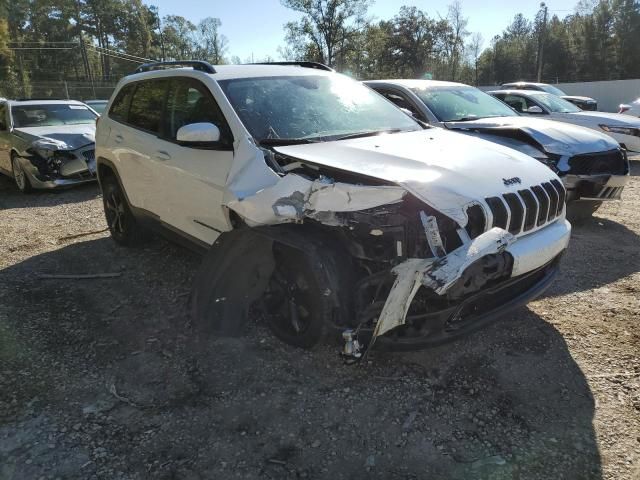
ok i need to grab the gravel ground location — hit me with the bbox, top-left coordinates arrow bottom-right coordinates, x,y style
1,160 -> 639,480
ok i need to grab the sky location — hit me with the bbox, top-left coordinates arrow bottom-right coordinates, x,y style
144,0 -> 575,61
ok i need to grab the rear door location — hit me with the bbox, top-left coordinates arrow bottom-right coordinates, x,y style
106,79 -> 168,213
149,76 -> 235,244
0,103 -> 11,173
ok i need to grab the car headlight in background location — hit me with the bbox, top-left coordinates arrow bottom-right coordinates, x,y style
599,125 -> 640,136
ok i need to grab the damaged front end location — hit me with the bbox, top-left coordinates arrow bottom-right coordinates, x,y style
192,139 -> 570,354
22,137 -> 97,188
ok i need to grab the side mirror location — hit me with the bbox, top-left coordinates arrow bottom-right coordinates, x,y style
399,107 -> 415,117
525,105 -> 544,114
176,122 -> 221,143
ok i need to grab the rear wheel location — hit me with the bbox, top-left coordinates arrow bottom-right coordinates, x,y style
101,175 -> 147,246
11,154 -> 32,193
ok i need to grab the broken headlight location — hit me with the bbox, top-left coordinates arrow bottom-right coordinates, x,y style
599,125 -> 639,136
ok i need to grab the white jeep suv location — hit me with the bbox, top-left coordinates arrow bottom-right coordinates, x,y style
96,61 -> 571,352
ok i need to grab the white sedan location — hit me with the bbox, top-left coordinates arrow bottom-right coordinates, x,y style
489,89 -> 640,153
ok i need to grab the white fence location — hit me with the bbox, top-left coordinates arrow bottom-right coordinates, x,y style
558,79 -> 640,113
481,79 -> 640,113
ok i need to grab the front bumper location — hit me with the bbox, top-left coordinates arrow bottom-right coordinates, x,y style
564,173 -> 629,201
610,132 -> 640,153
18,148 -> 97,190
365,219 -> 571,350
371,255 -> 561,350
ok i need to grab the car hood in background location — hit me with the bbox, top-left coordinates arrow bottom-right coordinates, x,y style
561,95 -> 596,103
563,111 -> 640,127
13,124 -> 96,150
443,116 -> 618,156
274,129 -> 559,226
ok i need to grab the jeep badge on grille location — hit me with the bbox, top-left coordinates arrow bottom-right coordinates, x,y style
503,177 -> 522,186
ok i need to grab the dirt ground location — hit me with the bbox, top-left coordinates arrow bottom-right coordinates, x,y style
1,160 -> 639,480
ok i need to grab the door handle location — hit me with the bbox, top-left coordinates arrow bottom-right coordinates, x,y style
154,150 -> 171,161
114,134 -> 123,144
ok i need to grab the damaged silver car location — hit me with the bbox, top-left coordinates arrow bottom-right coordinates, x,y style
96,61 -> 571,353
366,80 -> 630,220
0,99 -> 98,193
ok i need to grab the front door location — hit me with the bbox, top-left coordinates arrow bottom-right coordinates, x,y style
150,77 -> 236,245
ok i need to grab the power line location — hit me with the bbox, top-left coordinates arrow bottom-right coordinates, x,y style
89,45 -> 155,62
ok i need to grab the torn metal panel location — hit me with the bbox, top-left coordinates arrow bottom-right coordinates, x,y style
373,227 -> 515,338
226,172 -> 407,227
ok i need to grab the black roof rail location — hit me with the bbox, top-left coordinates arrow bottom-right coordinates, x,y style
133,60 -> 216,74
250,61 -> 334,72
15,97 -> 68,101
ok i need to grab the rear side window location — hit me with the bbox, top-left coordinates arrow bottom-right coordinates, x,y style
109,84 -> 134,122
0,103 -> 7,130
127,80 -> 168,134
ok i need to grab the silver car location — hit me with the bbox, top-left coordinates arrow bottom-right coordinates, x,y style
365,79 -> 630,219
0,99 -> 98,193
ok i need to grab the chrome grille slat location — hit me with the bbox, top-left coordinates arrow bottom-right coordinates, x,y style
484,179 -> 566,236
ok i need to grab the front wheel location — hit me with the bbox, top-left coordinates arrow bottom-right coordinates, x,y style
263,246 -> 331,349
11,155 -> 32,193
101,175 -> 147,246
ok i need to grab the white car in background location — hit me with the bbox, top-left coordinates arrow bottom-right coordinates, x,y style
0,99 -> 98,192
489,89 -> 640,153
501,82 -> 598,111
366,79 -> 629,219
619,98 -> 640,118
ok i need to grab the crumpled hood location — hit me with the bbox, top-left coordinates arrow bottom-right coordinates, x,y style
444,116 -> 618,156
567,111 -> 640,127
274,129 -> 560,226
14,124 -> 96,150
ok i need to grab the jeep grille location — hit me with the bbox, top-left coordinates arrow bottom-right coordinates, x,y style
482,179 -> 565,236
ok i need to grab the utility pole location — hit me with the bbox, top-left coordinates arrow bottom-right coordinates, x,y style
156,7 -> 166,61
536,2 -> 548,83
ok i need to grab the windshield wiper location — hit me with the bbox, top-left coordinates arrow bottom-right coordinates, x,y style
332,128 -> 409,141
258,138 -> 319,146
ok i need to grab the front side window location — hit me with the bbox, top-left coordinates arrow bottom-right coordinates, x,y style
378,90 -> 422,119
127,80 -> 168,133
164,78 -> 232,144
411,86 -> 517,122
109,84 -> 135,123
218,74 -> 420,142
539,84 -> 567,96
532,93 -> 581,113
11,104 -> 97,128
498,94 -> 541,113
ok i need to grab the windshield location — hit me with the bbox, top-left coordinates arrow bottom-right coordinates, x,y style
86,101 -> 107,114
411,85 -> 518,122
11,104 -> 97,127
539,84 -> 567,96
533,93 -> 581,113
218,74 -> 420,142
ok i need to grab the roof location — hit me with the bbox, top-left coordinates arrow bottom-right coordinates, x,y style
487,89 -> 549,96
123,64 -> 336,83
501,81 -> 548,87
6,99 -> 88,106
364,79 -> 466,89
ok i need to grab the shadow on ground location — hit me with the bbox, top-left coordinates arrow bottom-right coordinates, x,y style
0,237 -> 602,479
0,175 -> 100,210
